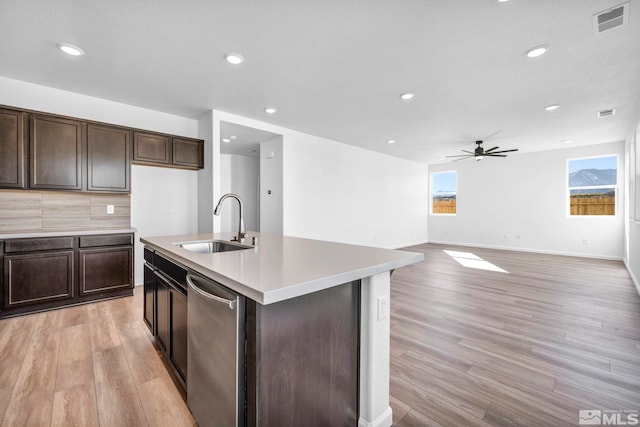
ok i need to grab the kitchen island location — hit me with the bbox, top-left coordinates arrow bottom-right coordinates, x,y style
141,231 -> 423,427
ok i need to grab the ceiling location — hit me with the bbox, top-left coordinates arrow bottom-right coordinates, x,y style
1,0 -> 639,164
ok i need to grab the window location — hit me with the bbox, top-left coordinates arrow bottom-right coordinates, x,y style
431,171 -> 457,214
568,155 -> 617,216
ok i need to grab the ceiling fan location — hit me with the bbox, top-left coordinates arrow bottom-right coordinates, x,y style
445,140 -> 518,161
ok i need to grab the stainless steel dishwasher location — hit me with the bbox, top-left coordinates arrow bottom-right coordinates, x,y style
186,273 -> 245,427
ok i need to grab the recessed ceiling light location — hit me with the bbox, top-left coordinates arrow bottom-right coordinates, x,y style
400,93 -> 414,100
524,45 -> 549,58
57,43 -> 85,56
264,107 -> 277,114
497,0 -> 510,2
224,53 -> 244,65
222,138 -> 231,143
386,139 -> 396,144
544,104 -> 560,111
561,139 -> 572,144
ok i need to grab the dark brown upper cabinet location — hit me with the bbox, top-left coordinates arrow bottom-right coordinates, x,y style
133,131 -> 204,170
133,132 -> 171,165
173,137 -> 204,169
87,124 -> 131,192
29,114 -> 84,190
0,107 -> 27,189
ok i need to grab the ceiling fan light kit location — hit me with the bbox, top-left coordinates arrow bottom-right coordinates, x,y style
445,140 -> 518,161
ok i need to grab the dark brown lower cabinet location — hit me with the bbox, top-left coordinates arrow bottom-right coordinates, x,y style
79,246 -> 133,295
246,281 -> 360,427
147,254 -> 187,387
3,250 -> 74,307
155,271 -> 170,353
0,233 -> 134,318
169,287 -> 188,382
143,246 -> 360,426
143,263 -> 156,334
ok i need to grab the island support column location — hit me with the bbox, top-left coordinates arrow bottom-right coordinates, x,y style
359,271 -> 393,427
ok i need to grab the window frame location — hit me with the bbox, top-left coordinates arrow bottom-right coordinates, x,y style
430,170 -> 457,216
566,154 -> 618,217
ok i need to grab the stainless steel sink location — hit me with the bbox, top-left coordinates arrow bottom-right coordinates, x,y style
177,240 -> 252,254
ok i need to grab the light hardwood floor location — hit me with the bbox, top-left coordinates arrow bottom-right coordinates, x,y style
0,289 -> 196,427
0,243 -> 638,426
390,244 -> 640,426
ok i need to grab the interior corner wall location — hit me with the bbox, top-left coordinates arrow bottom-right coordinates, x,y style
429,141 -> 625,259
260,137 -> 283,235
218,154 -> 260,233
0,76 -> 201,285
626,124 -> 640,293
209,110 -> 429,249
197,110 -> 214,233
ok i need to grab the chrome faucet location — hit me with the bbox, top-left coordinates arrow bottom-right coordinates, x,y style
214,193 -> 246,243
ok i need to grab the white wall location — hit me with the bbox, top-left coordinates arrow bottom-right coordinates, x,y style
0,76 -> 201,285
260,137 -> 283,234
283,134 -> 428,248
204,110 -> 429,249
429,141 -> 625,259
219,154 -> 260,233
625,124 -> 640,294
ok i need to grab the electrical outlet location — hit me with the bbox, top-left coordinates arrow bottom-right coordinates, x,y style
168,205 -> 175,214
377,295 -> 388,321
106,205 -> 115,215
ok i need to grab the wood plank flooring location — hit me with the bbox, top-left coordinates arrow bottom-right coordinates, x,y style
390,244 -> 640,426
0,290 -> 195,427
0,243 -> 638,426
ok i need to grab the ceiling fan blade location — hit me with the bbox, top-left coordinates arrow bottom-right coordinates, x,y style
461,150 -> 475,154
488,148 -> 519,154
485,154 -> 507,157
484,146 -> 500,153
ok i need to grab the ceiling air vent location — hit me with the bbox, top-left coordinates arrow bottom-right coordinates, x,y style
598,109 -> 616,118
593,2 -> 629,33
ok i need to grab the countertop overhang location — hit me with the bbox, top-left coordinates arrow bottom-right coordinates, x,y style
141,232 -> 424,305
0,228 -> 137,239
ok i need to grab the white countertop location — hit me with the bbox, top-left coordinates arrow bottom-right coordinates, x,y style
141,232 -> 423,305
0,228 -> 137,239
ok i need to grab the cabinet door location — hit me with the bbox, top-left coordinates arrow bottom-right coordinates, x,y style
170,287 -> 188,382
143,263 -> 156,334
133,132 -> 170,165
30,114 -> 84,190
78,246 -> 133,295
155,271 -> 169,352
0,107 -> 27,189
172,137 -> 203,169
87,124 -> 131,192
3,251 -> 74,308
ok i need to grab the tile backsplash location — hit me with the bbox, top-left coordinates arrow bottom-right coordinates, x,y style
0,190 -> 130,233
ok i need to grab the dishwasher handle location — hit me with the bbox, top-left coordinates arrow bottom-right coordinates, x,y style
186,274 -> 237,310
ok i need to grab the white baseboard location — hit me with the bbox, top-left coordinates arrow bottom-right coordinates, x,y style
623,258 -> 640,297
358,406 -> 393,427
426,240 -> 624,261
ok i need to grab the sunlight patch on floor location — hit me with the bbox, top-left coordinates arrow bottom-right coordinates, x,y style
443,250 -> 508,273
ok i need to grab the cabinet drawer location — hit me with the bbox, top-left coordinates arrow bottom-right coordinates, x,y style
5,237 -> 74,253
155,253 -> 187,290
79,234 -> 133,248
144,247 -> 154,263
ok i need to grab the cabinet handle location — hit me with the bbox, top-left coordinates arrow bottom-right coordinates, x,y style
186,274 -> 236,310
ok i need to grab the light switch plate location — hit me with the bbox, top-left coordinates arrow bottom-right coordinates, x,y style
377,295 -> 388,321
107,205 -> 115,214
